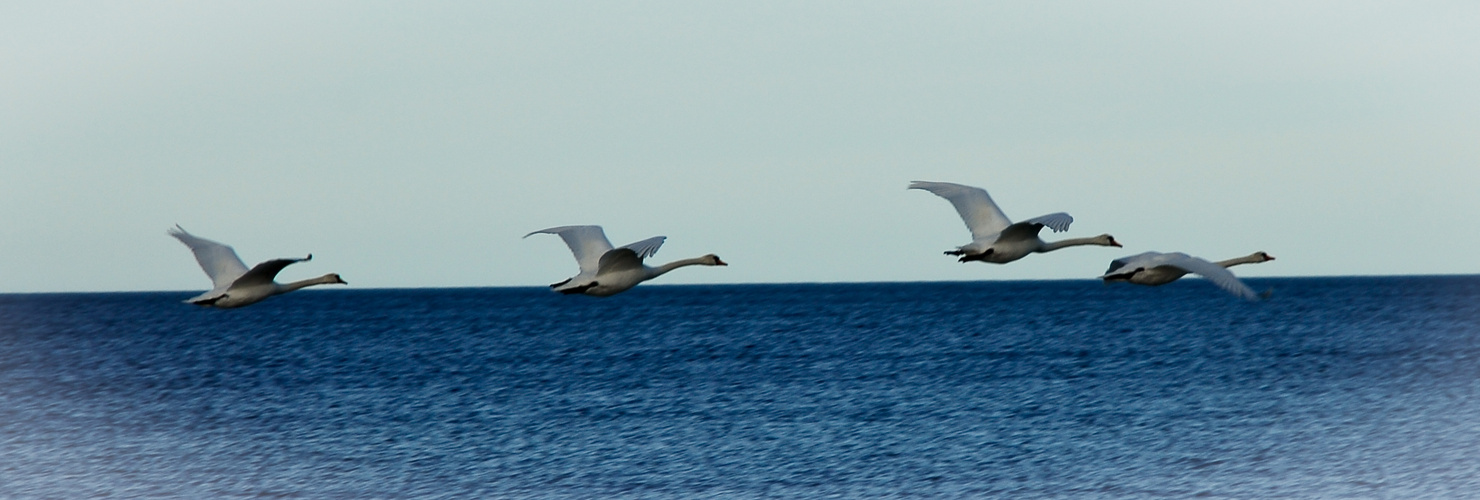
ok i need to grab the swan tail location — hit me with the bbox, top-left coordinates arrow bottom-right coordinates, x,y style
189,294 -> 227,307
956,248 -> 993,263
558,282 -> 598,295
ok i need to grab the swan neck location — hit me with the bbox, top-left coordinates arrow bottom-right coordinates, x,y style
652,257 -> 711,277
1215,254 -> 1264,268
281,274 -> 341,292
1041,237 -> 1106,252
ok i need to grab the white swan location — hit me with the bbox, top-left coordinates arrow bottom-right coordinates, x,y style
909,181 -> 1121,263
525,225 -> 726,296
1099,251 -> 1274,300
169,225 -> 347,308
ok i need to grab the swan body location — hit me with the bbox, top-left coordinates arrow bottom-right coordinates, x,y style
909,181 -> 1120,263
169,225 -> 347,308
1100,251 -> 1273,300
526,225 -> 726,297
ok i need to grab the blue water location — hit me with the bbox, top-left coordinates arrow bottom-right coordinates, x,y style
2,277 -> 1479,498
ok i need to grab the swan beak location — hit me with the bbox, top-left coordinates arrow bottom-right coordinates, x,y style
1266,255 -> 1276,261
715,258 -> 728,266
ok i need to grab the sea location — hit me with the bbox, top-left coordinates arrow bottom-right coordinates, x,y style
2,276 -> 1478,499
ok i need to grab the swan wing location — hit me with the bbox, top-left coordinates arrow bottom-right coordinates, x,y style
908,181 -> 1012,241
525,225 -> 614,274
169,225 -> 250,289
996,212 -> 1073,243
596,236 -> 665,274
1157,253 -> 1260,300
597,248 -> 646,274
1018,212 -> 1073,233
1100,251 -> 1165,277
233,255 -> 312,287
618,236 -> 666,260
996,221 -> 1044,243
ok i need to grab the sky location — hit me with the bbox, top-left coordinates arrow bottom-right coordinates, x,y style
3,1 -> 1478,293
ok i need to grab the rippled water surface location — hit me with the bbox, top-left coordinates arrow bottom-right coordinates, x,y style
3,277 -> 1479,498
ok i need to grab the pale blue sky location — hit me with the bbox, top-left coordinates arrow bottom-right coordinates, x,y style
3,1 -> 1477,293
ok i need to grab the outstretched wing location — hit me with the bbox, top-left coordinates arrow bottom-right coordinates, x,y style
596,236 -> 666,275
1017,212 -> 1073,233
908,181 -> 1013,241
169,225 -> 250,289
525,225 -> 615,274
1158,253 -> 1259,300
1101,251 -> 1163,276
233,255 -> 312,287
597,248 -> 645,274
618,236 -> 665,260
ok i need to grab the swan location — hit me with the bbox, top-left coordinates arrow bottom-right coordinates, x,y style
909,181 -> 1121,263
169,225 -> 347,308
525,225 -> 726,296
1099,251 -> 1274,300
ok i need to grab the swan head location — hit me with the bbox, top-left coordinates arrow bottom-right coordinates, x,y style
325,273 -> 348,285
1098,234 -> 1123,247
1256,251 -> 1275,262
702,254 -> 728,266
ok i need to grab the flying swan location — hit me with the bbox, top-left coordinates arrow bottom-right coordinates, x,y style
1099,251 -> 1275,300
169,225 -> 347,308
526,225 -> 726,296
909,181 -> 1121,263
